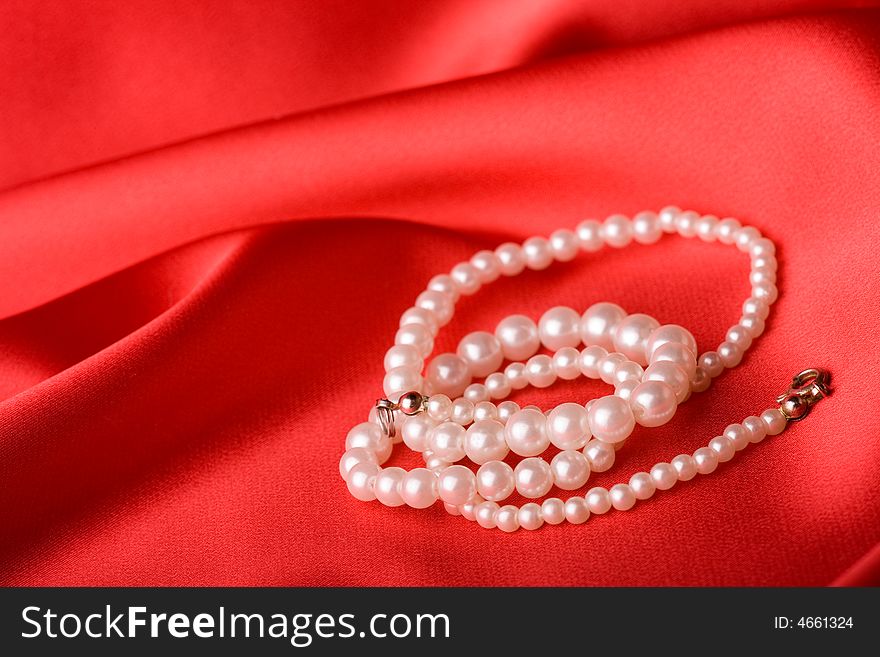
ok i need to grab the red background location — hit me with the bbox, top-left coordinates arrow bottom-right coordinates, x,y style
1,0 -> 879,586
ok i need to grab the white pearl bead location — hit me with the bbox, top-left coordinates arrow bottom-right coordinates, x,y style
576,219 -> 603,252
425,395 -> 452,422
525,354 -> 557,388
588,395 -> 635,444
629,472 -> 656,500
692,447 -> 718,474
609,484 -> 636,511
465,419 -> 509,464
723,423 -> 750,451
752,255 -> 777,271
747,230 -> 773,253
649,341 -> 696,379
538,306 -> 582,350
415,290 -> 454,326
476,460 -> 515,501
504,362 -> 529,390
671,454 -> 697,481
650,462 -> 677,490
450,398 -> 475,425
708,435 -> 735,462
612,313 -> 659,365
750,238 -> 776,257
602,214 -> 633,248
717,341 -> 743,368
742,415 -> 767,443
428,421 -> 467,461
398,307 -> 439,335
522,236 -> 553,270
691,367 -> 711,392
374,467 -> 407,506
735,226 -> 761,252
632,211 -> 661,244
742,296 -> 770,319
346,462 -> 380,501
552,346 -> 582,380
739,313 -> 766,337
383,366 -> 422,398
715,217 -> 741,244
425,453 -> 449,473
485,373 -> 511,399
518,502 -> 545,530
613,360 -> 644,385
457,331 -> 503,378
547,402 -> 591,450
345,422 -> 392,463
580,302 -> 626,351
579,345 -> 607,378
505,408 -> 551,456
472,400 -> 497,421
597,352 -> 626,384
495,505 -> 520,532
427,274 -> 460,302
542,498 -> 566,525
497,400 -> 520,423
550,450 -> 591,490
752,282 -> 778,304
564,496 -> 590,524
695,214 -> 718,241
470,250 -> 501,283
699,351 -> 724,378
475,501 -> 500,529
395,323 -> 434,357
383,344 -> 423,373
643,360 -> 690,402
675,210 -> 699,237
495,242 -> 526,276
401,414 -> 437,452
513,457 -> 553,499
658,206 -> 680,233
437,465 -> 477,506
726,325 -> 753,351
495,314 -> 540,361
645,324 -> 698,361
629,380 -> 678,427
401,468 -> 438,508
583,438 -> 615,472
761,408 -> 787,435
549,229 -> 579,261
463,383 -> 489,403
615,378 -> 639,401
339,447 -> 379,481
450,261 -> 481,295
586,487 -> 612,514
425,352 -> 472,398
749,269 -> 776,287
460,495 -> 484,521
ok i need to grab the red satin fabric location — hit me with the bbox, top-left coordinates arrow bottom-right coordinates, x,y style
1,1 -> 879,586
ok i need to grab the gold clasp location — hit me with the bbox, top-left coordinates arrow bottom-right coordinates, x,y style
373,391 -> 426,438
775,368 -> 831,421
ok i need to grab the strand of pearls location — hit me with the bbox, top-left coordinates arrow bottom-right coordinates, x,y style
340,207 -> 784,532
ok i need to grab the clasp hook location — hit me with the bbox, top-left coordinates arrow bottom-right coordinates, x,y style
775,368 -> 831,421
374,391 -> 427,438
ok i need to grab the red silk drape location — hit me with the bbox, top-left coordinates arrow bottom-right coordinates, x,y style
1,0 -> 879,586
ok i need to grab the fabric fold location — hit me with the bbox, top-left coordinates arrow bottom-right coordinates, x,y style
1,4 -> 879,585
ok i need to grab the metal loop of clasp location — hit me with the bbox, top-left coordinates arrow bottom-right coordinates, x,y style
374,398 -> 398,438
775,368 -> 832,421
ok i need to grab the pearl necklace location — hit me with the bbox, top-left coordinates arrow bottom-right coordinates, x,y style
339,207 -> 831,532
